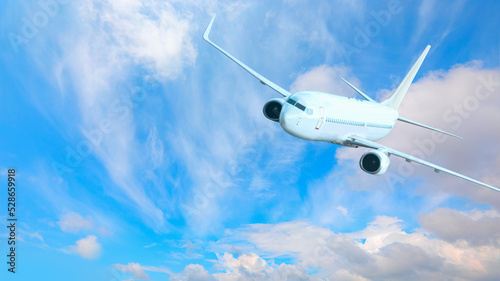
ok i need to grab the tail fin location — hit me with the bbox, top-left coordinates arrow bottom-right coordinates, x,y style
381,45 -> 431,110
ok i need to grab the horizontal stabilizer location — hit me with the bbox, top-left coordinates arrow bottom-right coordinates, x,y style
340,77 -> 376,102
398,116 -> 462,139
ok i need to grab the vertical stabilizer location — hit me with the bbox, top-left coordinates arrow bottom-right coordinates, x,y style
381,45 -> 431,110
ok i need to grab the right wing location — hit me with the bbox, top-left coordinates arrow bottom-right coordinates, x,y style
397,116 -> 462,139
203,15 -> 291,98
346,136 -> 500,193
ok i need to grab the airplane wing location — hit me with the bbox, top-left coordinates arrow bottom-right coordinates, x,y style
203,15 -> 291,98
345,136 -> 500,192
340,77 -> 376,103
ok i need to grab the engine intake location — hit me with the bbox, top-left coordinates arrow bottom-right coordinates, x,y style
359,150 -> 390,175
263,98 -> 284,122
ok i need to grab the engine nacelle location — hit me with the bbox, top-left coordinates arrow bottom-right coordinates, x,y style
262,98 -> 285,122
359,150 -> 390,175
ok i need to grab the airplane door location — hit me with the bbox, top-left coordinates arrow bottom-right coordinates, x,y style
315,106 -> 325,130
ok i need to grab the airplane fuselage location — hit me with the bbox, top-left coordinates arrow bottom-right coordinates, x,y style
203,15 -> 500,192
280,91 -> 399,146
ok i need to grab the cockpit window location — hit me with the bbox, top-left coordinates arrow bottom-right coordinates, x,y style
295,103 -> 306,111
305,108 -> 313,115
287,97 -> 308,112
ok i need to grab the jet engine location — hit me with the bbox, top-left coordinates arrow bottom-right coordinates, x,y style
263,98 -> 284,122
359,150 -> 390,175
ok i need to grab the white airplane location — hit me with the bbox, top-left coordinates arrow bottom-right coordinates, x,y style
203,15 -> 499,193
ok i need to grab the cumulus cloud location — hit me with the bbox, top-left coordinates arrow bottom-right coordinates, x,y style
170,264 -> 216,281
57,212 -> 93,233
419,208 -> 500,247
170,253 -> 313,281
204,211 -> 500,280
290,65 -> 360,96
213,253 -> 313,281
379,62 -> 500,203
66,235 -> 102,259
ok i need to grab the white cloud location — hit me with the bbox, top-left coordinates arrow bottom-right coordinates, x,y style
67,235 -> 102,259
50,0 -> 202,232
50,0 -> 291,236
213,253 -> 313,281
114,262 -> 149,280
348,216 -> 405,253
414,0 -> 438,41
76,0 -> 197,82
336,205 -> 349,217
114,262 -> 173,280
57,212 -> 93,233
18,229 -> 48,248
170,264 -> 216,281
144,242 -> 158,248
205,210 -> 500,280
147,125 -> 164,169
290,65 -> 360,96
419,208 -> 500,247
171,254 -> 313,281
413,0 -> 466,47
378,62 -> 500,203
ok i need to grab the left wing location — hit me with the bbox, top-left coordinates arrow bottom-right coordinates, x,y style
346,136 -> 500,192
203,15 -> 291,98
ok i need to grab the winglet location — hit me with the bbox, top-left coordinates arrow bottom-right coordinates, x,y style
203,14 -> 216,41
202,15 -> 291,97
340,77 -> 376,102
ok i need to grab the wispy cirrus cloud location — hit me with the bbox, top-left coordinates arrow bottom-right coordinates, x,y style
46,0 -> 201,232
114,262 -> 173,280
57,212 -> 93,233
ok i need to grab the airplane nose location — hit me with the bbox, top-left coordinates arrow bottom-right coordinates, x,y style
281,110 -> 290,124
280,106 -> 297,129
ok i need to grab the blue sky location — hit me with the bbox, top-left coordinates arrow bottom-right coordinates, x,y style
1,0 -> 499,280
